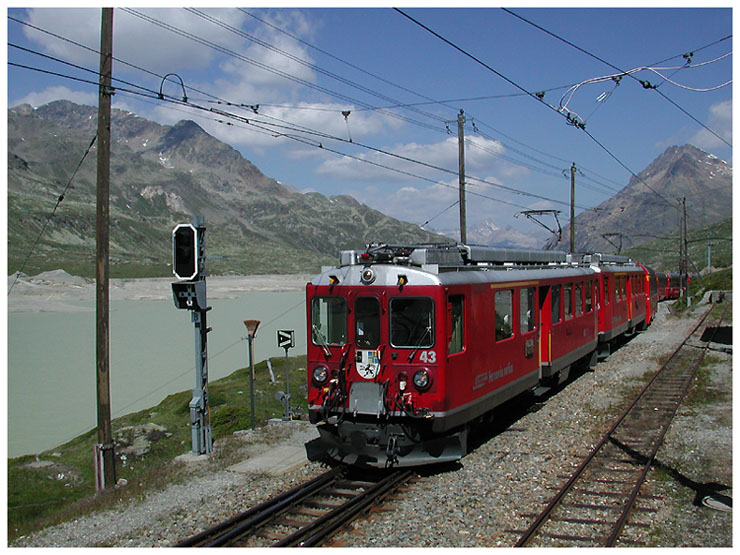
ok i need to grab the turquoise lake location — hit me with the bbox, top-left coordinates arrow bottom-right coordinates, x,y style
7,291 -> 307,457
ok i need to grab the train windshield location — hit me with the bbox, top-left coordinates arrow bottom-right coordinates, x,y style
311,297 -> 347,346
390,297 -> 434,348
355,297 -> 381,348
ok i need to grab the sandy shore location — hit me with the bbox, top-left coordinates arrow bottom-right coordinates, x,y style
7,270 -> 313,313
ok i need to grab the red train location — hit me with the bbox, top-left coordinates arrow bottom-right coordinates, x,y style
306,244 -> 662,468
656,272 -> 691,300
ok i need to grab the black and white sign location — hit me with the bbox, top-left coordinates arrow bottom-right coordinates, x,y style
277,329 -> 295,349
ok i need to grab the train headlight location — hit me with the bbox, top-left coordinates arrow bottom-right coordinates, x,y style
360,267 -> 376,284
312,365 -> 329,385
413,369 -> 431,391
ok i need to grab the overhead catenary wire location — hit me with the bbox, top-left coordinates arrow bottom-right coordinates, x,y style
169,8 -> 613,189
8,133 -> 97,295
394,8 -> 683,210
120,8 -> 444,133
10,12 -> 679,233
8,55 -> 596,227
500,8 -> 732,149
10,12 -> 616,215
9,36 -> 659,223
186,8 -> 448,125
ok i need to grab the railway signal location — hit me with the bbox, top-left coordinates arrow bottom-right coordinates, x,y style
171,217 -> 212,456
172,223 -> 200,281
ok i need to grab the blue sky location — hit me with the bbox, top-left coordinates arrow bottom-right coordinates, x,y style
6,4 -> 733,241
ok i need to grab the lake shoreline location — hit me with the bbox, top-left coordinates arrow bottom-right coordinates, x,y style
8,270 -> 313,313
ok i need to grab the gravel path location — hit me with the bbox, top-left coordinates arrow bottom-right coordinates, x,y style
13,301 -> 732,547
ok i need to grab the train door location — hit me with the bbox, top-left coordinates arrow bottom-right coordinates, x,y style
538,285 -> 551,368
519,286 -> 537,362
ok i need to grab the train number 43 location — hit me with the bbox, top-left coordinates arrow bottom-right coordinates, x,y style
418,350 -> 437,363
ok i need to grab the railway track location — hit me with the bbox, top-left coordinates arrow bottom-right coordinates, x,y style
512,304 -> 729,547
176,466 -> 415,547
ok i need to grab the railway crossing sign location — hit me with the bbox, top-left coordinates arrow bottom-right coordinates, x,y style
277,329 -> 295,349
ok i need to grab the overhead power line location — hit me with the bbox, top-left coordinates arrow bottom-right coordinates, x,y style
11,12 -> 617,213
394,8 -> 682,209
8,133 -> 98,295
500,8 -> 732,148
121,8 -> 443,133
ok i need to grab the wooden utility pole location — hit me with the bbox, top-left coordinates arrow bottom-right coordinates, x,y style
570,162 -> 576,254
457,110 -> 467,245
95,7 -> 115,489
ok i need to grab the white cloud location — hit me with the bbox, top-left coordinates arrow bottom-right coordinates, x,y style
315,135 -> 508,183
344,174 -> 541,234
12,85 -> 97,108
689,100 -> 732,150
23,8 -> 249,77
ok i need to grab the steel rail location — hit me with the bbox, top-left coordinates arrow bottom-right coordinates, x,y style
175,467 -> 342,547
604,304 -> 729,545
275,469 -> 415,547
515,305 -> 720,547
177,467 -> 414,547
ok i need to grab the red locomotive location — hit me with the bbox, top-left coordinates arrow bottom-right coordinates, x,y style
306,244 -> 658,468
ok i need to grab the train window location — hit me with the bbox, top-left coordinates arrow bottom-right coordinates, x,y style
355,297 -> 381,349
520,287 -> 535,334
390,297 -> 434,349
495,290 -> 513,341
551,285 -> 561,323
448,295 -> 464,355
604,276 -> 610,305
585,281 -> 593,312
575,283 -> 583,316
311,297 -> 347,346
564,284 -> 572,320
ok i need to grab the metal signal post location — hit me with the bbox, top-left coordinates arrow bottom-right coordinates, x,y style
171,216 -> 213,455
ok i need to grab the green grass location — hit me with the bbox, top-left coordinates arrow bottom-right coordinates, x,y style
622,217 -> 732,272
7,354 -> 309,542
671,267 -> 732,312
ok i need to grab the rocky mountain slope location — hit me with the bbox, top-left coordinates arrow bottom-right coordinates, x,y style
546,145 -> 732,254
7,100 -> 447,277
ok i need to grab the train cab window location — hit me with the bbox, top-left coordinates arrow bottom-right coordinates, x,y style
355,297 -> 381,349
390,297 -> 434,348
311,297 -> 347,346
585,281 -> 593,312
520,287 -> 535,334
575,283 -> 583,316
551,285 -> 561,324
495,290 -> 513,341
604,276 -> 610,305
564,284 -> 573,320
448,295 -> 464,355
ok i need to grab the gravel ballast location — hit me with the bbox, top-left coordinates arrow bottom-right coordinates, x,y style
12,301 -> 732,547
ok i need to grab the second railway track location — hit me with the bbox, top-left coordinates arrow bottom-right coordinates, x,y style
176,467 -> 415,547
512,304 -> 729,547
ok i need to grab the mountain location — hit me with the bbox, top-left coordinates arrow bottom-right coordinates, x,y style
545,145 -> 732,255
433,220 -> 547,249
7,100 -> 447,277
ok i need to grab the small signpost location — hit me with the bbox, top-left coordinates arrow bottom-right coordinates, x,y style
277,329 -> 295,420
244,320 -> 261,430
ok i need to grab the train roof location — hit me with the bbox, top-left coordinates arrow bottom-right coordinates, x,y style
336,243 -> 637,270
309,243 -> 643,287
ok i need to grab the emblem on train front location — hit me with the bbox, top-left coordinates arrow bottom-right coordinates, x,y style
355,349 -> 380,379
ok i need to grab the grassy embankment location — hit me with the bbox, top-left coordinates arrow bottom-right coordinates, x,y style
7,354 -> 309,543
